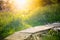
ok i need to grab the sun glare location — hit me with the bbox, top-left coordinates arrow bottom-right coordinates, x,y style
14,0 -> 40,11
14,0 -> 29,10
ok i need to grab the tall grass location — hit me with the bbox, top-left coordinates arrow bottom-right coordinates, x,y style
0,4 -> 60,40
42,29 -> 60,40
25,4 -> 60,26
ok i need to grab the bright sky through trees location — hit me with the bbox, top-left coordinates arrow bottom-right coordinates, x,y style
13,0 -> 40,12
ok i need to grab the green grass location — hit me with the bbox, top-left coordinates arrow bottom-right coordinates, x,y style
25,4 -> 60,26
42,29 -> 60,40
0,12 -> 30,39
0,3 -> 60,40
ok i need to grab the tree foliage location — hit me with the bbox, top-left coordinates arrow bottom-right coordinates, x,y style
0,0 -> 60,40
25,4 -> 60,26
0,0 -> 14,11
39,0 -> 60,6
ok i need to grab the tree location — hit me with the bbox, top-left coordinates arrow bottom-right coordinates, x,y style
0,0 -> 14,11
0,0 -> 4,10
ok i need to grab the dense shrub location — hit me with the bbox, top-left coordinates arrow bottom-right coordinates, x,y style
42,29 -> 60,40
25,4 -> 60,26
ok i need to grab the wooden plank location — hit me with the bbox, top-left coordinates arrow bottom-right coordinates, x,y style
20,25 -> 54,33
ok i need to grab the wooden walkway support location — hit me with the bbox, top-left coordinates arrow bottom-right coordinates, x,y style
4,23 -> 60,40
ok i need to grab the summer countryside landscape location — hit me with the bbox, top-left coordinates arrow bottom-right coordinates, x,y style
0,0 -> 60,40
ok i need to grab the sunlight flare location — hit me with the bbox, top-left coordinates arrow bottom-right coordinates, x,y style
13,0 -> 40,11
14,0 -> 28,10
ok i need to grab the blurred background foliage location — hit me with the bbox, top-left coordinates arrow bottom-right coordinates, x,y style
26,4 -> 60,26
0,0 -> 60,40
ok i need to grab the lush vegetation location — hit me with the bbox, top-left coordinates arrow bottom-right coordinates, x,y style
25,4 -> 60,26
0,0 -> 60,40
42,29 -> 60,40
0,11 -> 30,39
